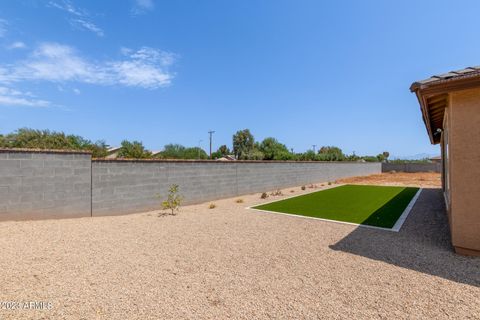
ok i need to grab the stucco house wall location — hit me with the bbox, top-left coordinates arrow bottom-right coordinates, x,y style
411,66 -> 480,256
447,88 -> 480,255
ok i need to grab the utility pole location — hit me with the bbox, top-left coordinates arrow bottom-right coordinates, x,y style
312,144 -> 317,154
208,130 -> 215,159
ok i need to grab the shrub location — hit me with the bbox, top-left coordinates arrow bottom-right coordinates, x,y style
260,192 -> 269,199
290,190 -> 295,193
301,185 -> 306,190
159,184 -> 183,215
235,199 -> 244,203
328,181 -> 332,185
208,203 -> 216,209
270,189 -> 283,196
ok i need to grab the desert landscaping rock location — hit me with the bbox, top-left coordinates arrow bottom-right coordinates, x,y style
0,173 -> 478,319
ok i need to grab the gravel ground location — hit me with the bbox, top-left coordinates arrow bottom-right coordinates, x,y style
0,173 -> 479,319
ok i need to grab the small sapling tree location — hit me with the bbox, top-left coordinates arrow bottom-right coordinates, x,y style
159,184 -> 183,215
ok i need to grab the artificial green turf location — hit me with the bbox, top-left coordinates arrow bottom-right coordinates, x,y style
253,185 -> 419,228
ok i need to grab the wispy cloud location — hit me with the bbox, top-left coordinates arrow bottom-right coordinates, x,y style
48,0 -> 85,16
0,42 -> 176,89
0,86 -> 51,107
7,41 -> 27,50
48,1 -> 104,37
70,19 -> 104,37
132,0 -> 154,15
0,19 -> 8,38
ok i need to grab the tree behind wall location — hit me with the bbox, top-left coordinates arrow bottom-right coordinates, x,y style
382,151 -> 390,162
0,128 -> 108,157
233,129 -> 255,160
259,137 -> 291,160
159,144 -> 186,159
157,144 -> 208,159
183,147 -> 208,159
117,140 -> 152,159
299,150 -> 316,161
210,144 -> 231,159
317,146 -> 345,161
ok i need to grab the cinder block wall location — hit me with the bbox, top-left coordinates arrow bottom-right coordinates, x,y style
92,160 -> 381,216
382,163 -> 441,173
0,150 -> 92,220
0,149 -> 381,219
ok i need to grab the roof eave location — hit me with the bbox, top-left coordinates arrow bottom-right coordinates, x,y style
409,82 -> 421,93
412,88 -> 437,145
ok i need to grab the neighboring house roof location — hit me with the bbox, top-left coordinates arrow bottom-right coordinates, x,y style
430,155 -> 441,161
106,146 -> 121,159
410,66 -> 480,144
151,150 -> 162,156
107,146 -> 121,153
216,155 -> 236,161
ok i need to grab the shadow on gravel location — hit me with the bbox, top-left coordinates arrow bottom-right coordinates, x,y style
330,188 -> 480,287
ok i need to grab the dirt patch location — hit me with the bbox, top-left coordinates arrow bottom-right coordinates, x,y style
337,172 -> 441,188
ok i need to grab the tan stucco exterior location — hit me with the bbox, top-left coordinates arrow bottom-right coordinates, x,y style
444,88 -> 480,255
411,68 -> 480,256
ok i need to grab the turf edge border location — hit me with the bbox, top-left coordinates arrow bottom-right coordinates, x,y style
246,188 -> 423,232
245,183 -> 345,208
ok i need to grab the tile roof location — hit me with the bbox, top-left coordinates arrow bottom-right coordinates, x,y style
410,66 -> 480,91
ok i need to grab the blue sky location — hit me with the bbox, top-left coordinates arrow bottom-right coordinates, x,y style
1,1 -> 478,157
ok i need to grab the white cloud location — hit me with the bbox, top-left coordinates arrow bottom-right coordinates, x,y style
0,86 -> 50,107
73,88 -> 80,94
7,41 -> 27,50
48,0 -> 85,16
0,42 -> 176,89
48,1 -> 104,37
70,19 -> 104,37
132,0 -> 154,15
0,19 -> 8,37
110,47 -> 175,88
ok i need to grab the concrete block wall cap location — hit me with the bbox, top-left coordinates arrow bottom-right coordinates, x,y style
92,158 -> 380,164
0,148 -> 92,155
